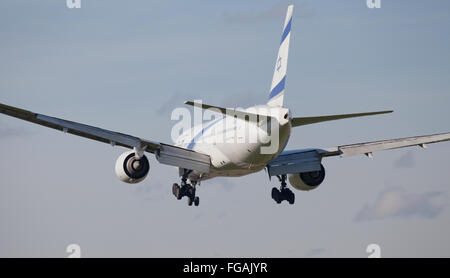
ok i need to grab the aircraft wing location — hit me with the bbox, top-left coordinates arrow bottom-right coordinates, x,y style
321,132 -> 450,158
267,133 -> 450,176
0,103 -> 211,173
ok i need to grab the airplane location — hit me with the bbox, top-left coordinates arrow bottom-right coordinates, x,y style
1,5 -> 449,206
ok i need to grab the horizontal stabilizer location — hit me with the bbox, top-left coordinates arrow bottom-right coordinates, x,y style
184,101 -> 270,121
291,110 -> 393,127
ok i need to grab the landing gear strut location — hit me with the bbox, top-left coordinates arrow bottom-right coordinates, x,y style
172,170 -> 200,206
271,174 -> 295,204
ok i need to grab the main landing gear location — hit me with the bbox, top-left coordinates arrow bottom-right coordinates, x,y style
271,174 -> 295,205
172,170 -> 200,206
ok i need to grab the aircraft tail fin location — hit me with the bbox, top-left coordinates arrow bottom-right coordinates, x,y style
267,5 -> 293,107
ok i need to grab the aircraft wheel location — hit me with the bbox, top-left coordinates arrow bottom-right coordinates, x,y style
271,187 -> 281,204
187,196 -> 193,206
194,197 -> 200,206
286,188 -> 295,205
172,183 -> 181,200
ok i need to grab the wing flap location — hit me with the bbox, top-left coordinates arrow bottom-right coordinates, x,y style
267,150 -> 321,176
156,143 -> 210,173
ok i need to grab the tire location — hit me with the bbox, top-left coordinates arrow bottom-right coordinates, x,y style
271,187 -> 277,199
287,189 -> 295,205
194,197 -> 200,206
187,197 -> 193,206
172,183 -> 181,199
271,187 -> 281,204
281,188 -> 295,205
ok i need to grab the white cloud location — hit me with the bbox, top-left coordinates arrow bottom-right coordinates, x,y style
355,187 -> 447,222
393,151 -> 415,169
305,248 -> 327,258
0,126 -> 30,139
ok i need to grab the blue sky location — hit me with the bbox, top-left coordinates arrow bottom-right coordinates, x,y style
1,0 -> 450,257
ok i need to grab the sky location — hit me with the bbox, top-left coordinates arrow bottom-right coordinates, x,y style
1,0 -> 450,257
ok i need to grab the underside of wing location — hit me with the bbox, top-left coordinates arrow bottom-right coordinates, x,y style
291,110 -> 393,127
267,149 -> 323,176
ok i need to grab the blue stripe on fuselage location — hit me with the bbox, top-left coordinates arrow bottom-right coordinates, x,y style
187,115 -> 225,150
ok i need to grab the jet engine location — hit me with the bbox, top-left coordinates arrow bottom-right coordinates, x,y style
288,164 -> 325,191
115,151 -> 150,184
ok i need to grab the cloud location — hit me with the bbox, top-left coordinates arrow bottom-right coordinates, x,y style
133,182 -> 165,202
0,126 -> 30,139
216,211 -> 228,219
355,187 -> 447,222
218,91 -> 262,108
155,93 -> 193,117
305,248 -> 327,258
193,213 -> 202,221
212,177 -> 236,192
393,152 -> 415,169
156,90 -> 262,118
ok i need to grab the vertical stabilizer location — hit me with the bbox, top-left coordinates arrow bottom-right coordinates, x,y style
267,5 -> 293,107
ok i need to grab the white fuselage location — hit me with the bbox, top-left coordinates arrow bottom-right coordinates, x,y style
175,105 -> 291,181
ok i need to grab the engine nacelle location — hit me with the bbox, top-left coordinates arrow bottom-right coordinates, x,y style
288,164 -> 326,191
115,151 -> 150,184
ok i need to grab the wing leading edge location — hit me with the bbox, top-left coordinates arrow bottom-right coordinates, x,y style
0,103 -> 211,173
322,132 -> 450,158
268,132 -> 450,176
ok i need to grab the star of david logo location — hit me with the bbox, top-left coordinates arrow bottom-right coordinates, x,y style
276,56 -> 282,72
